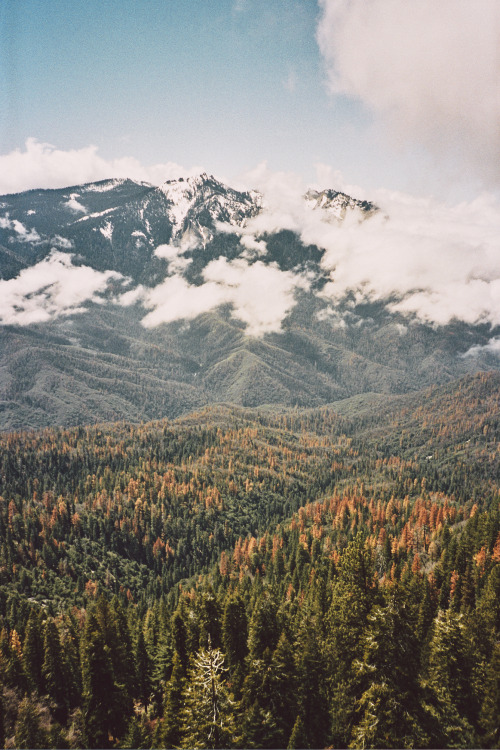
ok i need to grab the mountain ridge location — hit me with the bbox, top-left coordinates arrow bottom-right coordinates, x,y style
0,174 -> 498,430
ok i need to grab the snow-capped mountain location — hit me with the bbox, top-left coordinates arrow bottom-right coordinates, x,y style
305,187 -> 377,220
158,173 -> 262,246
0,173 -> 498,430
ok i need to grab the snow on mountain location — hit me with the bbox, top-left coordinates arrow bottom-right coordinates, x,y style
158,173 -> 262,244
305,188 -> 377,220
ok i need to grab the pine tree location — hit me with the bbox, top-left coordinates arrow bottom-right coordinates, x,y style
162,651 -> 186,749
135,627 -> 152,708
349,594 -> 427,749
425,609 -> 478,747
247,593 -> 280,661
42,619 -> 69,720
81,608 -> 130,748
294,614 -> 330,749
181,644 -> 239,749
480,640 -> 500,747
222,592 -> 248,698
172,608 -> 189,675
110,597 -> 135,708
325,534 -> 378,747
22,609 -> 44,693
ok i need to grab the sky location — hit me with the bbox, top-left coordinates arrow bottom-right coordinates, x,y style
1,0 -> 499,201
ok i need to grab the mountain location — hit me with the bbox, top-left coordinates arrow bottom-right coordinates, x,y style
0,174 -> 499,430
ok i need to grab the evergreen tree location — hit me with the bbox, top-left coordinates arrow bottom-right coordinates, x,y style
162,651 -> 186,749
294,614 -> 330,749
222,594 -> 248,668
181,645 -> 239,749
110,597 -> 136,708
172,608 -> 189,675
425,609 -> 478,747
135,627 -> 152,708
349,594 -> 427,749
480,640 -> 500,747
42,619 -> 69,720
222,593 -> 248,696
22,609 -> 44,693
81,608 -> 130,748
247,593 -> 280,661
325,535 -> 378,747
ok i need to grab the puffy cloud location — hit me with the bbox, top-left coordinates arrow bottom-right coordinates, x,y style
154,244 -> 192,274
0,139 -> 204,195
0,214 -> 41,242
139,257 -> 307,337
0,251 -> 121,326
463,337 -> 500,358
63,194 -> 87,213
239,166 -> 500,328
317,0 -> 500,187
312,191 -> 500,327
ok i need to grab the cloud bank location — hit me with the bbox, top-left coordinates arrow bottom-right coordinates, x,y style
238,164 -> 500,329
0,139 -> 204,195
0,251 -> 121,325
317,0 -> 500,187
138,257 -> 307,337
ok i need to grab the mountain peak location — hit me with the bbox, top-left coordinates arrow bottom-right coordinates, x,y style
305,187 -> 378,220
157,173 -> 261,243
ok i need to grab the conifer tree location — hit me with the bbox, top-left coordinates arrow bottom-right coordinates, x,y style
81,608 -> 130,748
294,614 -> 330,749
181,644 -> 238,749
42,619 -> 69,720
480,640 -> 500,747
162,651 -> 186,749
425,609 -> 478,747
22,609 -> 44,693
135,627 -> 152,708
222,592 -> 248,690
172,608 -> 189,675
325,534 -> 378,747
350,594 -> 427,749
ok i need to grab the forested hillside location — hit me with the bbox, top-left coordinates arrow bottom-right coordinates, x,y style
0,372 -> 499,748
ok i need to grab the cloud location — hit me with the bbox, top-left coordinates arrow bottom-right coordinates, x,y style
154,244 -> 192,274
317,0 -> 500,187
462,337 -> 500,358
0,214 -> 41,242
0,251 -> 122,326
0,139 -> 204,195
314,190 -> 500,328
238,165 -> 500,328
63,194 -> 87,214
137,257 -> 307,336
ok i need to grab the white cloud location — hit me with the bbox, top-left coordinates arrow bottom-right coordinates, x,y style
0,214 -> 41,242
0,251 -> 121,326
138,257 -> 307,336
317,0 -> 500,187
238,165 -> 500,328
0,139 -> 204,195
154,243 -> 192,274
63,193 -> 87,214
462,337 -> 500,358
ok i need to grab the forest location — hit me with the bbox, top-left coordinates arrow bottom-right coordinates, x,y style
0,372 -> 499,748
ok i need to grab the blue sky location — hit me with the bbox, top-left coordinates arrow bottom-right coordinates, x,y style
0,0 -> 498,199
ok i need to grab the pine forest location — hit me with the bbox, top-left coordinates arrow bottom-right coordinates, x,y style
0,372 -> 499,748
